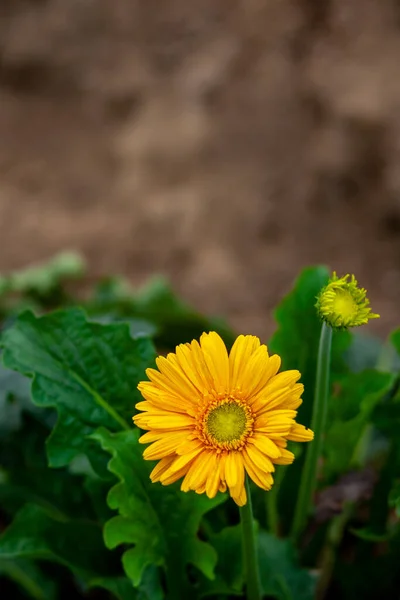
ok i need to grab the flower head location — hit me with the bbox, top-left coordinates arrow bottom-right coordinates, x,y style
316,272 -> 379,330
133,332 -> 313,506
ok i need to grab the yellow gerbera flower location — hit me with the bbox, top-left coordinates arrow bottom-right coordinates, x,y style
133,332 -> 313,506
316,272 -> 380,329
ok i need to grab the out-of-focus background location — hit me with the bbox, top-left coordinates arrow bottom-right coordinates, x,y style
1,0 -> 399,337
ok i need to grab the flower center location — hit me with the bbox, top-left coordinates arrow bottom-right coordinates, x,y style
206,401 -> 247,443
331,290 -> 357,319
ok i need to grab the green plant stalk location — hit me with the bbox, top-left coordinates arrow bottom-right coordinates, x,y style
240,477 -> 262,600
291,322 -> 333,540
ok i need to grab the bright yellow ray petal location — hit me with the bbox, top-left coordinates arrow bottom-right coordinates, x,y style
200,332 -> 230,393
160,447 -> 203,478
223,451 -> 243,489
181,450 -> 214,492
161,464 -> 192,486
150,455 -> 175,482
242,449 -> 274,490
273,449 -> 295,465
239,348 -> 281,400
229,335 -> 261,391
205,454 -> 221,499
249,434 -> 281,459
231,484 -> 247,506
255,409 -> 297,429
287,423 -> 314,442
175,343 -> 210,394
145,368 -> 195,404
143,432 -> 190,460
186,340 -> 215,390
156,355 -> 201,400
138,382 -> 196,414
136,413 -> 195,431
246,443 -> 275,473
251,384 -> 303,415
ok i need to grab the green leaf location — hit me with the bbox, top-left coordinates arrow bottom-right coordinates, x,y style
87,576 -> 139,600
207,524 -> 243,593
0,412 -> 96,521
93,427 -> 226,594
1,308 -> 156,469
258,532 -> 316,600
200,526 -> 316,600
0,363 -> 33,434
0,558 -> 56,600
0,504 -> 115,580
324,370 -> 394,479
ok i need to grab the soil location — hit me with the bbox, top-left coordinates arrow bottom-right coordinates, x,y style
1,0 -> 400,338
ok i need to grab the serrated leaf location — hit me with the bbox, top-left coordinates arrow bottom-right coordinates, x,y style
93,427 -> 226,594
0,504 -> 115,580
1,309 -> 156,469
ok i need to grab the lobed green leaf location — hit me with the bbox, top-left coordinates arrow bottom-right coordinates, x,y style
1,308 -> 156,469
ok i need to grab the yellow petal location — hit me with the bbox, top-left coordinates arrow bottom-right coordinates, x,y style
273,449 -> 295,465
246,443 -> 275,473
249,434 -> 281,459
229,335 -> 261,391
287,423 -> 314,442
200,332 -> 230,393
160,447 -> 203,478
136,412 -> 195,431
145,367 -> 195,404
231,483 -> 247,506
239,348 -> 281,400
242,449 -> 274,490
181,450 -> 214,492
205,455 -> 221,499
251,383 -> 303,415
175,343 -> 210,394
156,355 -> 201,400
223,451 -> 244,489
143,432 -> 190,460
150,455 -> 175,482
138,382 -> 195,414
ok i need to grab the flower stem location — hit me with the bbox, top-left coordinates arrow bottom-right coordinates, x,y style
240,477 -> 261,600
291,322 -> 333,541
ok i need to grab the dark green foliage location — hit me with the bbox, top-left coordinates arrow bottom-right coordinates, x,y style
0,259 -> 399,599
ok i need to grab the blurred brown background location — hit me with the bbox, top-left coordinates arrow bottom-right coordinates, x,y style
0,0 -> 399,337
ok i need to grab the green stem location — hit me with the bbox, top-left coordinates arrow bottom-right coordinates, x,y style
240,477 -> 262,600
291,322 -> 333,541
